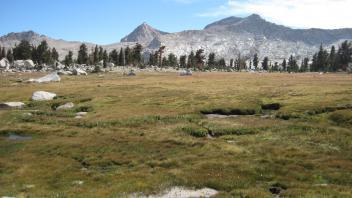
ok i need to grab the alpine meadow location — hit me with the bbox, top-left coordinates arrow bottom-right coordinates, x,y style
0,0 -> 352,197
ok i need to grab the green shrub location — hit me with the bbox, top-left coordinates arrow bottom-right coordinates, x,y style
329,110 -> 352,126
181,126 -> 208,137
209,127 -> 258,137
75,106 -> 94,112
201,108 -> 256,115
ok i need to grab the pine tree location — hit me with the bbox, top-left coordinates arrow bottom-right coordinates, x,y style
187,51 -> 195,69
157,46 -> 166,67
125,47 -> 131,65
64,51 -> 73,66
36,40 -> 51,64
93,45 -> 99,64
118,48 -> 125,66
337,40 -> 352,71
217,58 -> 226,69
51,48 -> 59,62
316,44 -> 329,72
6,49 -> 14,63
13,40 -> 32,60
262,57 -> 269,70
282,59 -> 287,71
132,43 -> 143,66
207,53 -> 216,69
109,49 -> 118,65
311,53 -> 318,72
253,53 -> 259,70
195,49 -> 205,70
162,57 -> 168,67
300,57 -> 309,72
329,46 -> 337,71
0,46 -> 6,59
102,50 -> 108,67
167,53 -> 178,67
98,46 -> 104,62
287,55 -> 298,72
179,55 -> 187,68
77,44 -> 89,64
272,62 -> 279,71
148,51 -> 157,66
148,53 -> 154,66
236,53 -> 246,70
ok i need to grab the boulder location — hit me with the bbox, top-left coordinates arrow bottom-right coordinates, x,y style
0,102 -> 25,109
28,72 -> 61,83
32,91 -> 57,101
347,63 -> 352,74
106,62 -> 115,68
54,61 -> 65,70
56,102 -> 74,110
0,58 -> 11,70
75,112 -> 88,119
14,59 -> 35,69
76,112 -> 88,116
124,69 -> 136,76
73,68 -> 88,76
57,70 -> 73,75
179,69 -> 192,76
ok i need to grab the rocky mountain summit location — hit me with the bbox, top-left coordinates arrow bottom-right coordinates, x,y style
120,22 -> 168,44
1,14 -> 352,62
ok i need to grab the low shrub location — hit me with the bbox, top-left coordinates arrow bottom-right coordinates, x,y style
261,103 -> 281,110
201,108 -> 256,115
181,126 -> 208,137
329,110 -> 352,126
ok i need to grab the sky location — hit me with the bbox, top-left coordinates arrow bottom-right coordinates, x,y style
0,0 -> 351,45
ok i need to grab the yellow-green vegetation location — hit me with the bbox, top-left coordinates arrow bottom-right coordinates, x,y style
0,72 -> 352,197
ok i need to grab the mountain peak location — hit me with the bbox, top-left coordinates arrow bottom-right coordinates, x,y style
0,30 -> 43,43
121,23 -> 168,43
246,14 -> 262,20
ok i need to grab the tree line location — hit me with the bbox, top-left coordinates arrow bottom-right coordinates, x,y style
1,39 -> 351,72
148,40 -> 351,72
0,40 -> 59,66
64,43 -> 144,67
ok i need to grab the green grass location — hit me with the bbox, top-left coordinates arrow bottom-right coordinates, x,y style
0,72 -> 351,197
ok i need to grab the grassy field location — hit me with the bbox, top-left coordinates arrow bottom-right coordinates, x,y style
0,72 -> 351,197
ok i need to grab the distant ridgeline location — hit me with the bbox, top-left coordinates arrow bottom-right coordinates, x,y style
0,39 -> 351,72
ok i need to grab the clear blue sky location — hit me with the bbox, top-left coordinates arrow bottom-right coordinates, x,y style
0,0 -> 236,45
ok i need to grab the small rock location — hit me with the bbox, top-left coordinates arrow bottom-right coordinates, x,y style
313,183 -> 328,187
260,115 -> 271,119
81,167 -> 88,172
16,78 -> 24,82
75,115 -> 83,119
57,70 -> 73,75
24,184 -> 35,189
56,102 -> 74,110
0,102 -> 25,109
72,180 -> 84,185
73,68 -> 88,76
32,91 -> 56,101
76,112 -> 88,116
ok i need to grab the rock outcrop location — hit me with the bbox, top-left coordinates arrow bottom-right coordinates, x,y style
28,72 -> 61,83
32,91 -> 57,101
